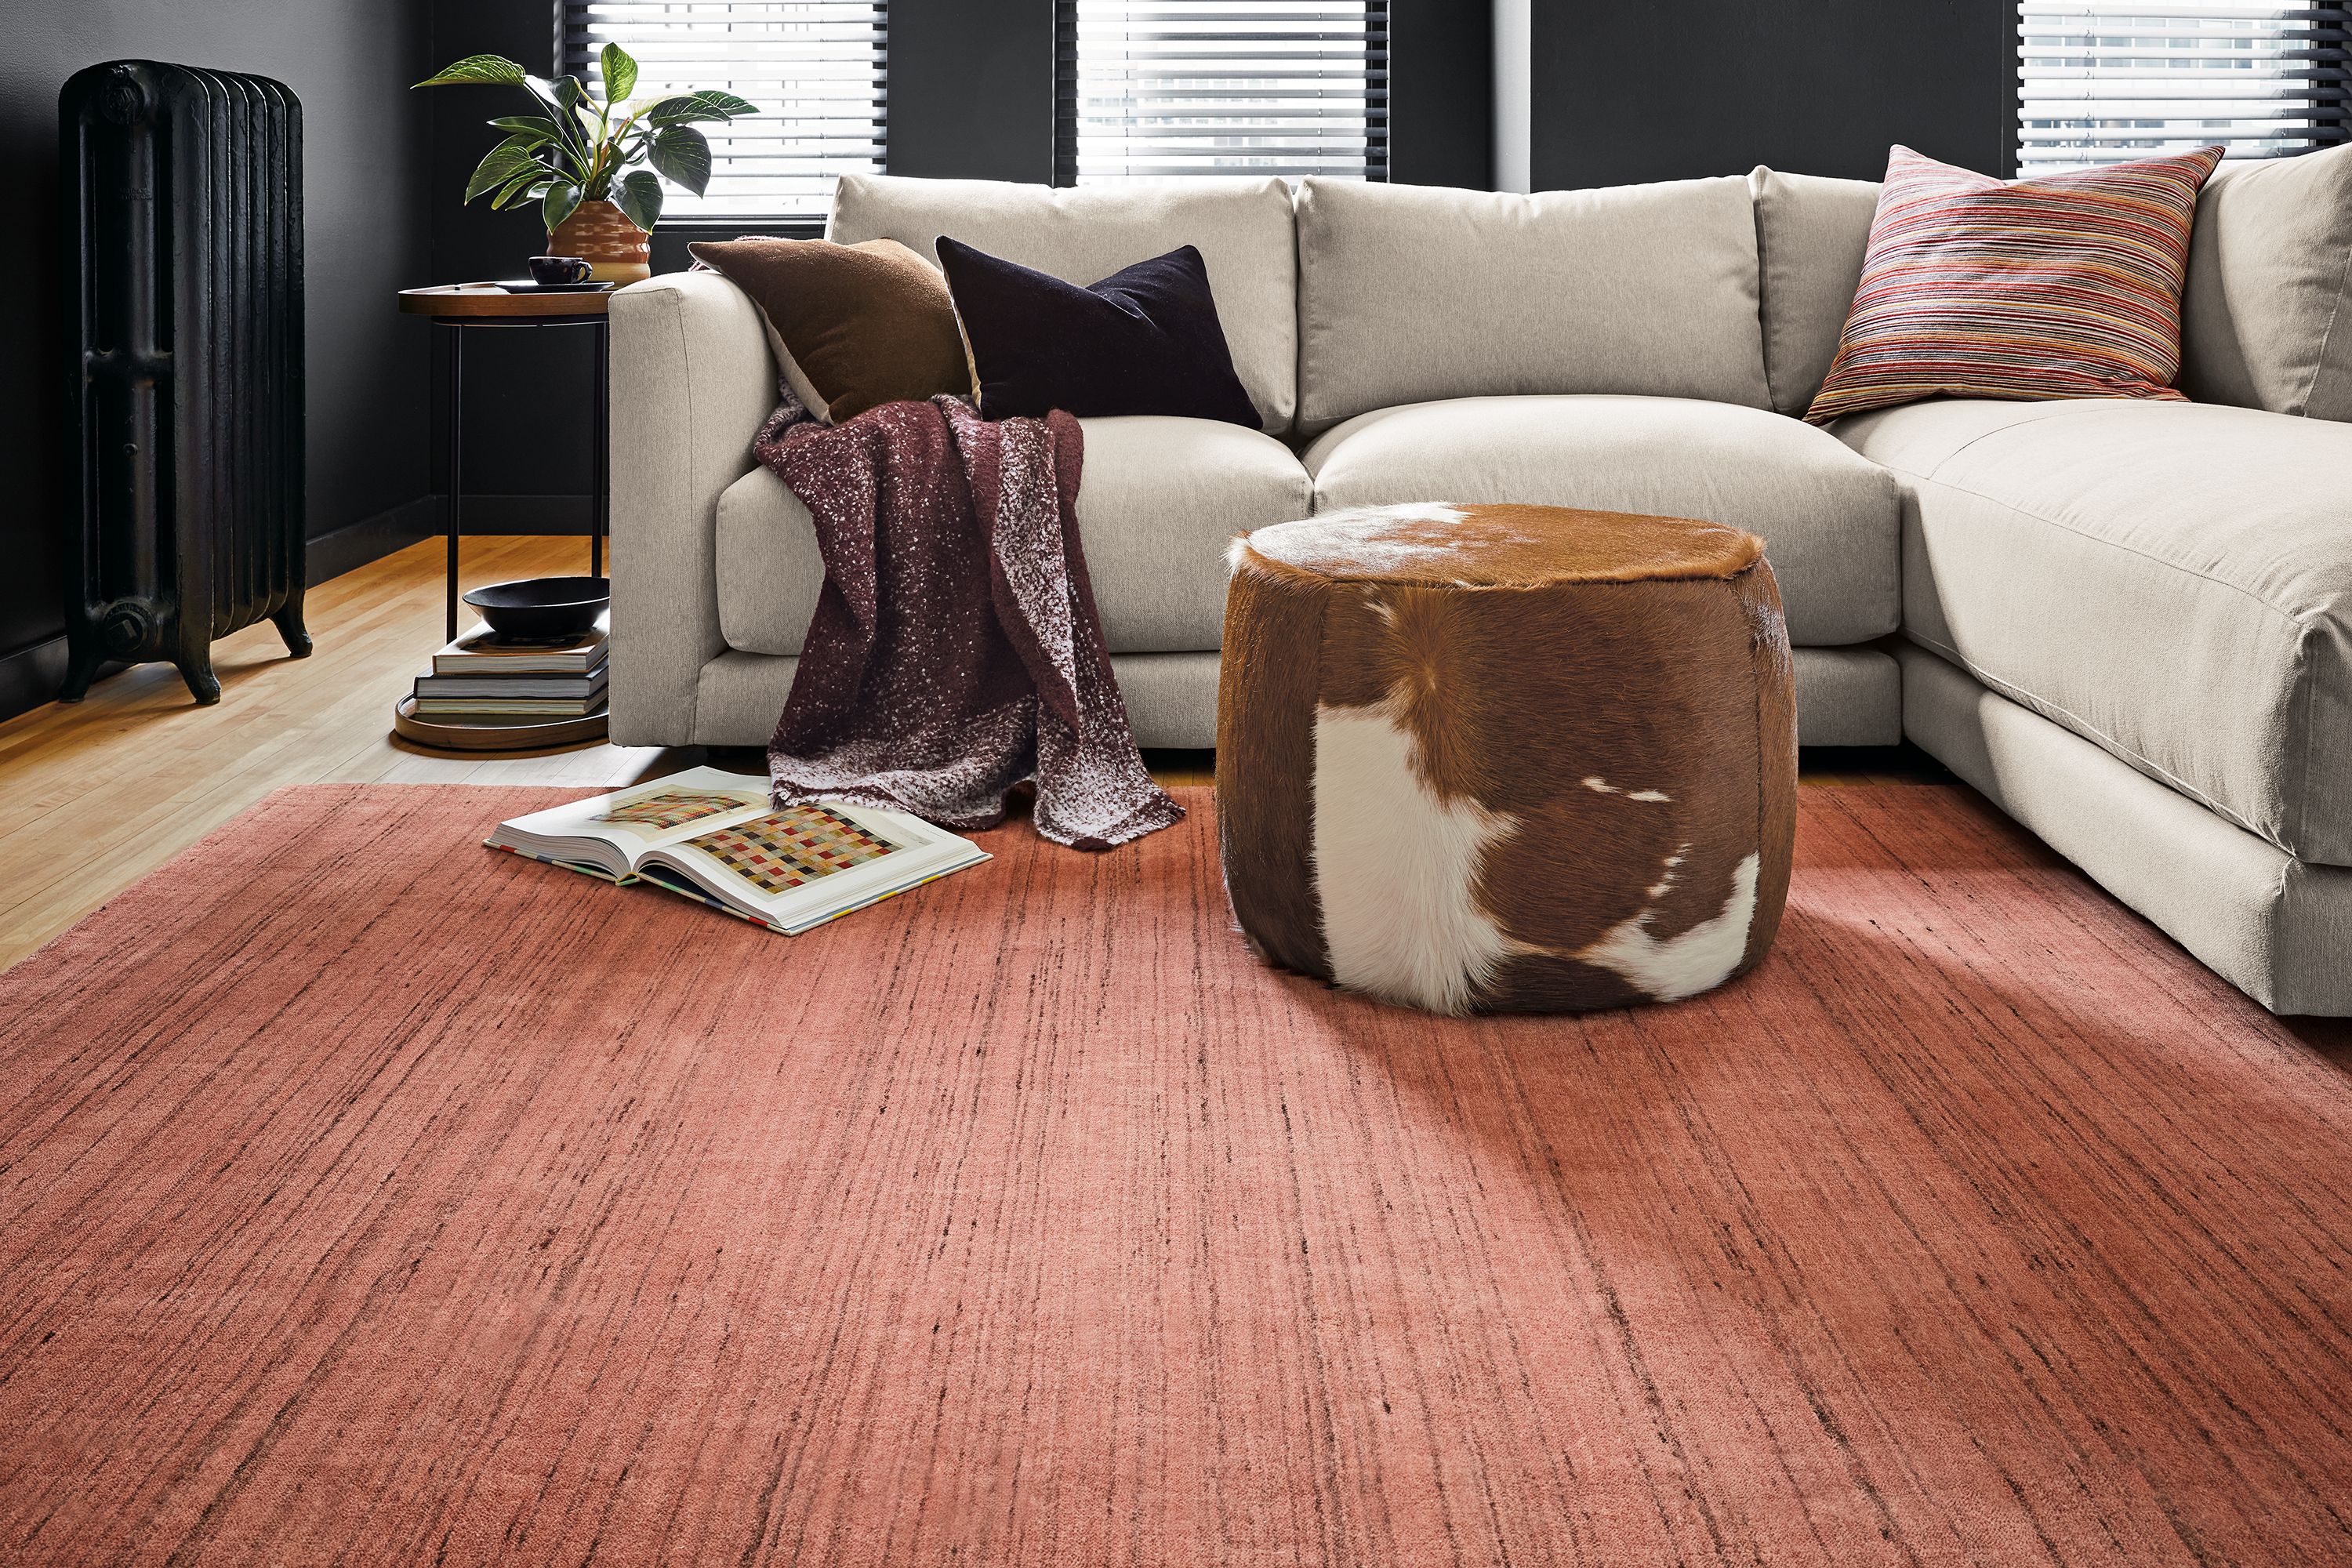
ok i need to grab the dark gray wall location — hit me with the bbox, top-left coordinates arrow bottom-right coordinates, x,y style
1529,0 -> 2013,189
1393,0 -> 1492,189
889,0 -> 1055,183
0,0 -> 437,718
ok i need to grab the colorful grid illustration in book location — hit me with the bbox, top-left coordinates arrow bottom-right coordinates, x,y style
590,789 -> 753,837
684,807 -> 900,895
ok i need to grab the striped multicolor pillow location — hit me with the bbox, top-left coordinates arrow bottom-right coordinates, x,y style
1804,144 -> 2224,425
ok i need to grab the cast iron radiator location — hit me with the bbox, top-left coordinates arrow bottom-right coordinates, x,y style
60,60 -> 307,705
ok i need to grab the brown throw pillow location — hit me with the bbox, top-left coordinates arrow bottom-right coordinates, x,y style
688,237 -> 972,423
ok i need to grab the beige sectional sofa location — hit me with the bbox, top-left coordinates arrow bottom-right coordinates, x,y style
609,154 -> 2352,1014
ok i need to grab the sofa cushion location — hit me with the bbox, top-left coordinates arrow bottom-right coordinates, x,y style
936,239 -> 1258,426
716,415 -> 1310,659
2179,143 -> 2352,422
828,173 -> 1297,434
1301,396 -> 1898,646
1291,178 -> 1773,435
1749,167 -> 1877,419
1835,397 -> 2352,866
684,237 -> 971,423
1806,144 -> 2222,425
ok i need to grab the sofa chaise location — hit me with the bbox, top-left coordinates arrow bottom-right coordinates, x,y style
608,158 -> 2352,1015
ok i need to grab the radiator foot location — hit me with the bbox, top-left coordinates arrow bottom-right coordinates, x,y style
176,654 -> 221,706
58,644 -> 105,704
274,604 -> 313,659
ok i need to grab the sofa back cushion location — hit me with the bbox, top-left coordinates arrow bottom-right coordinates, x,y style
2178,143 -> 2352,422
829,172 -> 1298,434
1291,176 -> 1772,434
1749,167 -> 1878,418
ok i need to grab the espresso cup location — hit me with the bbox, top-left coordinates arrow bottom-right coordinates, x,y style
528,255 -> 594,286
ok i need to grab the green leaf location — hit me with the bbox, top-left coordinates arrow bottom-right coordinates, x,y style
416,53 -> 528,89
600,44 -> 638,106
554,74 -> 586,115
685,88 -> 759,118
464,137 -> 544,203
647,125 -> 711,196
519,77 -> 600,176
487,114 -> 561,140
614,169 -> 664,232
490,170 -> 552,210
543,179 -> 583,234
645,88 -> 759,125
524,75 -> 580,141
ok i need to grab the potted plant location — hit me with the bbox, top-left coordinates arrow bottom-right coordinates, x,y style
416,45 -> 757,282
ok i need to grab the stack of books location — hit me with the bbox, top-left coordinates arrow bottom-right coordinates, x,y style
411,619 -> 609,724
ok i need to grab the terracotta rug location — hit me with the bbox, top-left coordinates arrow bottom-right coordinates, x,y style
2,783 -> 2349,1566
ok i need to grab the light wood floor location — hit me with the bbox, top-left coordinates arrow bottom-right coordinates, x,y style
0,534 -> 1926,971
2,538 -> 662,970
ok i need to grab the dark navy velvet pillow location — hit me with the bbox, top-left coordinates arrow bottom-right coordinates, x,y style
934,238 -> 1261,428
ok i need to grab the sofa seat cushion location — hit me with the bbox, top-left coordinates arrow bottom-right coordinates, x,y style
1835,397 -> 2352,866
1301,396 -> 1899,646
715,415 -> 1311,659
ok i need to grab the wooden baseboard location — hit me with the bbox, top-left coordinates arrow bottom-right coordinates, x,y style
0,495 -> 445,726
306,495 -> 442,586
446,494 -> 599,535
0,638 -> 78,730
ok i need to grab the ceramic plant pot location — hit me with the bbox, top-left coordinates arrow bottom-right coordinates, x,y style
548,199 -> 651,284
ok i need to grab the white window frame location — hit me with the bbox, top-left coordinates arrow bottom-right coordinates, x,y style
2018,2 -> 2350,173
1054,1 -> 1389,185
561,0 -> 888,222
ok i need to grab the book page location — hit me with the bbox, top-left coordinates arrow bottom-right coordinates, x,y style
488,767 -> 773,875
673,804 -> 904,892
641,799 -> 988,933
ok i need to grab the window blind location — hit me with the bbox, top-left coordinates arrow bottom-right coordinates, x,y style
2018,2 -> 2349,172
561,0 -> 886,220
1054,2 -> 1388,184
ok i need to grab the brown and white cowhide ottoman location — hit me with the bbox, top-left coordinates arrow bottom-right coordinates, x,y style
1218,503 -> 1797,1014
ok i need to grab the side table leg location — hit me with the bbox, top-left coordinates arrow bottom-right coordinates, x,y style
592,318 -> 608,580
445,321 -> 463,644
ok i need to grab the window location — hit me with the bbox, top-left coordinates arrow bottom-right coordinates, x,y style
2018,2 -> 2349,173
562,0 -> 887,220
1054,2 -> 1388,184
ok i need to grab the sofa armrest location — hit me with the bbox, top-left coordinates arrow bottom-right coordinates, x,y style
608,270 -> 776,746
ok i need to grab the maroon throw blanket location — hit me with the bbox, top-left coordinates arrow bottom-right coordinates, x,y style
751,392 -> 1183,849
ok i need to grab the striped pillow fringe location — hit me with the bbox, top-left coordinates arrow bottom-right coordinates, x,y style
1804,144 -> 2223,425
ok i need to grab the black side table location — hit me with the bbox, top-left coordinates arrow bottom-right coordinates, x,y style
397,283 -> 612,643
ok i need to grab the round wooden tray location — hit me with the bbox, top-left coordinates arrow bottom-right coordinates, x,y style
397,282 -> 615,320
392,697 -> 609,753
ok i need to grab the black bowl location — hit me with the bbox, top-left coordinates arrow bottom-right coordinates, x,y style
462,575 -> 610,641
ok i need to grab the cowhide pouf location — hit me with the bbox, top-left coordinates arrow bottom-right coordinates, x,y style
1218,503 -> 1797,1014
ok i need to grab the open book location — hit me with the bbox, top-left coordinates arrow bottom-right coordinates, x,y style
485,765 -> 989,935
